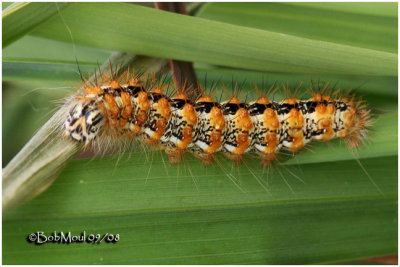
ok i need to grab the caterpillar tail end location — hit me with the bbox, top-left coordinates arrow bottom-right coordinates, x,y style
345,100 -> 372,149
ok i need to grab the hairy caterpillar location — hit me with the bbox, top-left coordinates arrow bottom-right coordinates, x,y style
63,70 -> 371,167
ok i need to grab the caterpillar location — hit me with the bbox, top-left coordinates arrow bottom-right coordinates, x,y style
63,70 -> 371,167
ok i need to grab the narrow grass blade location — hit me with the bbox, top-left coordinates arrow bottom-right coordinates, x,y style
2,2 -> 69,48
30,3 -> 397,76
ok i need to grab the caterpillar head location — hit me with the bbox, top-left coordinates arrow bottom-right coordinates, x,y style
64,101 -> 105,144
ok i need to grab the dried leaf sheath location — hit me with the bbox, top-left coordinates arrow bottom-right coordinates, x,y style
2,107 -> 80,211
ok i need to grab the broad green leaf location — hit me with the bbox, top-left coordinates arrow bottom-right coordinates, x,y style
3,196 -> 397,264
197,3 -> 397,53
285,2 -> 398,18
3,35 -> 112,64
29,3 -> 397,76
2,61 -> 95,82
194,67 -> 398,100
3,154 -> 397,264
2,2 -> 69,48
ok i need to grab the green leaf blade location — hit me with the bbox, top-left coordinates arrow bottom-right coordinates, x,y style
30,3 -> 397,76
197,3 -> 398,53
2,2 -> 69,48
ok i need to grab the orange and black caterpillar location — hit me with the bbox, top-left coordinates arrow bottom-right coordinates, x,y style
63,71 -> 371,166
